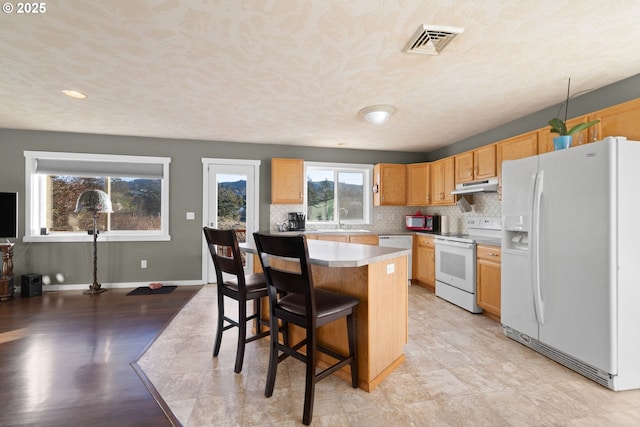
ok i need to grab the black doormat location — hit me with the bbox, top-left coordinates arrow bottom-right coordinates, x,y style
126,286 -> 177,296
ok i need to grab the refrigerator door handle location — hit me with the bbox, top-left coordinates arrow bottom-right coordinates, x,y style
532,170 -> 545,324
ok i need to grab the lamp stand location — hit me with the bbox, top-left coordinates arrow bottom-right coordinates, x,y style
84,211 -> 107,295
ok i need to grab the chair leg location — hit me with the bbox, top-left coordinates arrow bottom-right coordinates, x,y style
213,291 -> 225,357
302,329 -> 317,426
254,298 -> 262,334
347,312 -> 358,388
234,299 -> 248,373
264,318 -> 279,398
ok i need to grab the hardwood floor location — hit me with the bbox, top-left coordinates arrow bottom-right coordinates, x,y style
0,285 -> 201,427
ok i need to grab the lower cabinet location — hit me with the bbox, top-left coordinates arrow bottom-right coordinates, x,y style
476,244 -> 501,320
307,233 -> 379,245
413,234 -> 435,290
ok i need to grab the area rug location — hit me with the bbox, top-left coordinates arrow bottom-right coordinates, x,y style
126,286 -> 177,296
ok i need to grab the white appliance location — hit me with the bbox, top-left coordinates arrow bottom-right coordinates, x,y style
434,217 -> 501,313
501,136 -> 640,391
379,234 -> 413,283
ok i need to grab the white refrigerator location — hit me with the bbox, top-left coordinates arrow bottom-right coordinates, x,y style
501,136 -> 640,391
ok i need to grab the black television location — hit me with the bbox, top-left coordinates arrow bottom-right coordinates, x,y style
0,192 -> 18,239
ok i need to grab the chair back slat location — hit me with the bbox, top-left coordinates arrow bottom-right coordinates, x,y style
203,227 -> 246,286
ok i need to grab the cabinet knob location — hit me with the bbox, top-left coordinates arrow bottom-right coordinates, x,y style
487,252 -> 498,257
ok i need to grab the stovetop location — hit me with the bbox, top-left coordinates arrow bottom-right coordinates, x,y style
435,217 -> 501,246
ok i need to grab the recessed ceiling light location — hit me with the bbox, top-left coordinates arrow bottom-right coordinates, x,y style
62,90 -> 88,99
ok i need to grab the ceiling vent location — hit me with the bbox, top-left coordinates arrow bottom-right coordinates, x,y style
403,24 -> 464,55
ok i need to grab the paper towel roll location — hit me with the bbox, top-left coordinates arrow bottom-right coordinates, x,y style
440,216 -> 449,233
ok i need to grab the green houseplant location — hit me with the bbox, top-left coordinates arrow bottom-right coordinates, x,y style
548,78 -> 599,150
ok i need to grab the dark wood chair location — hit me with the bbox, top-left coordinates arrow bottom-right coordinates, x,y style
203,227 -> 270,373
253,232 -> 360,426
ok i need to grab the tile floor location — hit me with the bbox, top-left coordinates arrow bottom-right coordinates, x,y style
137,285 -> 640,426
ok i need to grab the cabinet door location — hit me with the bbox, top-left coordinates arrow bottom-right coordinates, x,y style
406,163 -> 431,206
589,98 -> 640,142
349,234 -> 378,245
537,115 -> 591,154
431,157 -> 455,206
496,131 -> 538,195
414,235 -> 435,289
455,151 -> 474,184
374,163 -> 407,206
315,234 -> 348,243
474,144 -> 497,179
271,158 -> 304,204
476,245 -> 501,318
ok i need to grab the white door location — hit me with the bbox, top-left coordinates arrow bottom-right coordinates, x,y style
202,159 -> 260,284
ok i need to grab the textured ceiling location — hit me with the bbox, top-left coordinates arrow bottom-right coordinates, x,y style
2,0 -> 640,153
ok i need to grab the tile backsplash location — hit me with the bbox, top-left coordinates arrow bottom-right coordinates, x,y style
269,192 -> 501,234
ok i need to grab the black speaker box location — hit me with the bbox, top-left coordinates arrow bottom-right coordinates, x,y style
21,274 -> 42,297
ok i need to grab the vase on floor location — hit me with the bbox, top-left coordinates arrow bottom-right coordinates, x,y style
553,135 -> 573,151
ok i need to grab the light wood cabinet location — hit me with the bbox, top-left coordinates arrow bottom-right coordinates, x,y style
349,234 -> 379,246
455,145 -> 497,184
406,162 -> 431,206
373,163 -> 407,206
271,158 -> 304,204
306,233 -> 379,245
413,234 -> 435,290
496,131 -> 538,195
589,98 -> 640,142
431,157 -> 456,205
454,151 -> 474,183
476,244 -> 501,320
314,234 -> 348,243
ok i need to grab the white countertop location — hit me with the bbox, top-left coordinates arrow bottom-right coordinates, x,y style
240,238 -> 410,268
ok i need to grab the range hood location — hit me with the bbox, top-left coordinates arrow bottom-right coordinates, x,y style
450,177 -> 499,195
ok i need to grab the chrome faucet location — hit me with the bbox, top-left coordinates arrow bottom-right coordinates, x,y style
338,207 -> 349,229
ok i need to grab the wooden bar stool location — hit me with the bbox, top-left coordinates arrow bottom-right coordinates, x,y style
203,227 -> 270,373
253,232 -> 359,425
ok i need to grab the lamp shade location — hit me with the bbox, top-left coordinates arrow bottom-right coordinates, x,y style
75,190 -> 113,213
359,104 -> 397,125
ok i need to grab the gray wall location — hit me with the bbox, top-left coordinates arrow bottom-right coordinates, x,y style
427,73 -> 640,160
2,72 -> 639,287
0,130 -> 426,286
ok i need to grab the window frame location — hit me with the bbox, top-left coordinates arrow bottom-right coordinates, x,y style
304,162 -> 373,226
23,151 -> 171,242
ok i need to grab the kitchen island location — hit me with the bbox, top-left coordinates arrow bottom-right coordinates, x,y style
241,238 -> 409,392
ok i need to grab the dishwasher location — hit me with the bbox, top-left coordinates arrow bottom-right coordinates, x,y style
378,235 -> 413,283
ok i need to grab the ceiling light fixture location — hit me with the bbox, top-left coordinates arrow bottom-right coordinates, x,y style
62,89 -> 88,99
359,104 -> 397,125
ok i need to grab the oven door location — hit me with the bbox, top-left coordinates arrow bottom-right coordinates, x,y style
435,239 -> 476,293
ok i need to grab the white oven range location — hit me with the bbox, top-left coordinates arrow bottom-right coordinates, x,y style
434,217 -> 501,313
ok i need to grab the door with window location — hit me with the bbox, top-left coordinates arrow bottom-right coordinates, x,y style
202,159 -> 260,283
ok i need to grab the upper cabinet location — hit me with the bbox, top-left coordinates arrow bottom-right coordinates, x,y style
589,98 -> 640,142
271,158 -> 304,204
407,162 -> 431,206
455,145 -> 497,184
496,131 -> 538,195
431,157 -> 456,205
373,163 -> 407,206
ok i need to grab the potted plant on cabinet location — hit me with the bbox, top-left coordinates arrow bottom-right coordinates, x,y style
548,78 -> 600,150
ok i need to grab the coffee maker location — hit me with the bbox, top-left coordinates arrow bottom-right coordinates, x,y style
288,212 -> 306,231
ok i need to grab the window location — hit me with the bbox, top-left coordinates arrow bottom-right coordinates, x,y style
24,151 -> 171,242
305,162 -> 373,225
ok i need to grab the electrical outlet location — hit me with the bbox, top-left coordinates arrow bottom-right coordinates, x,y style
141,260 -> 147,269
186,212 -> 195,220
386,263 -> 395,274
